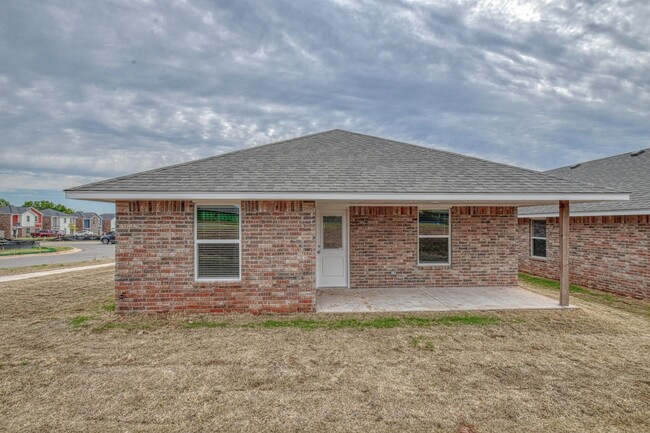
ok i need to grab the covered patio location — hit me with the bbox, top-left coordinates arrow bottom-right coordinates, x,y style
316,285 -> 565,313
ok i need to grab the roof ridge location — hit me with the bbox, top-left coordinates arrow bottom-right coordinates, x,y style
66,129 -> 340,191
546,147 -> 650,173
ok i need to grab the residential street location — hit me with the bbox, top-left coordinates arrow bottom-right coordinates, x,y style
0,241 -> 114,268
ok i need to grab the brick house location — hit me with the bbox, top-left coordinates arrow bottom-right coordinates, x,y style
65,130 -> 626,313
0,205 -> 43,238
519,148 -> 649,299
100,213 -> 116,234
74,211 -> 102,235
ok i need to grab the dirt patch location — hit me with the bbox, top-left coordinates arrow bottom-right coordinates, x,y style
0,269 -> 648,432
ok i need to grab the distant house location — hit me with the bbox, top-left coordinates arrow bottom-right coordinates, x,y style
0,205 -> 43,238
74,211 -> 102,235
100,213 -> 116,233
41,209 -> 76,235
65,130 -> 626,314
519,148 -> 649,299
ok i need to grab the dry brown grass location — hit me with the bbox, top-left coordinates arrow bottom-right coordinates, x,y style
1,268 -> 648,432
0,258 -> 114,277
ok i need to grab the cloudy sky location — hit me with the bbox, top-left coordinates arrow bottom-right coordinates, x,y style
1,0 -> 649,213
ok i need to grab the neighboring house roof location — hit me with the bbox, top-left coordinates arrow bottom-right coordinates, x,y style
520,148 -> 650,217
0,205 -> 41,216
0,205 -> 28,215
41,209 -> 74,217
74,211 -> 100,219
66,129 -> 626,205
100,213 -> 115,220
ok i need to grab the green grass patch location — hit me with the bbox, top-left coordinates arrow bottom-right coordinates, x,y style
93,322 -> 153,333
102,300 -> 116,312
518,273 -> 587,293
519,272 -> 650,318
244,315 -> 499,330
408,335 -> 435,351
183,321 -> 230,329
0,246 -> 72,256
94,314 -> 502,334
69,315 -> 91,327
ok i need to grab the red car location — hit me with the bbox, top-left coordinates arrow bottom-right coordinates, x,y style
30,230 -> 63,238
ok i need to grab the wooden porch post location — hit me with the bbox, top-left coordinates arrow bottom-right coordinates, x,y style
559,200 -> 570,306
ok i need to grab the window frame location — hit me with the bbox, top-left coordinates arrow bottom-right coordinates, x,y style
194,203 -> 242,282
417,208 -> 451,266
530,219 -> 547,259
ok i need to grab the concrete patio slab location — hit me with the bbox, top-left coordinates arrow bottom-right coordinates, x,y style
316,286 -> 565,313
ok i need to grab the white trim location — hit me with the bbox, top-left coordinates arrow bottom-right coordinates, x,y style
66,190 -> 630,203
520,208 -> 650,218
417,208 -> 451,266
346,207 -> 350,289
530,219 -> 547,259
194,204 -> 242,282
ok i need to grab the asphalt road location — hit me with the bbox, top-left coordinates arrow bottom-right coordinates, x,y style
0,241 -> 115,268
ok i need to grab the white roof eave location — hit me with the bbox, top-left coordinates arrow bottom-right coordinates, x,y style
65,190 -> 630,205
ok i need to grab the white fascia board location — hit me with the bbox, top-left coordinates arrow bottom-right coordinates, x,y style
519,208 -> 650,218
65,190 -> 630,204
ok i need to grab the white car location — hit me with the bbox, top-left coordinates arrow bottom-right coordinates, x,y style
74,230 -> 95,239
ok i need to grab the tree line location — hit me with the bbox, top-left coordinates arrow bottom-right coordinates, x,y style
0,198 -> 75,214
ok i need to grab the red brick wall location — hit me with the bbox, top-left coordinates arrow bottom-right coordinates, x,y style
115,200 -> 316,313
42,216 -> 52,231
350,206 -> 519,288
102,219 -> 111,234
518,216 -> 650,299
0,214 -> 11,238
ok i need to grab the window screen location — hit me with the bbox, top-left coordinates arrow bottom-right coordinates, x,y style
196,205 -> 240,279
418,210 -> 450,264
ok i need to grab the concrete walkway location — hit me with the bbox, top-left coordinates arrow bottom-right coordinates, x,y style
316,286 -> 565,313
0,263 -> 115,283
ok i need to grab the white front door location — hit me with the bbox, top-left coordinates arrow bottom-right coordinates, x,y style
317,209 -> 348,287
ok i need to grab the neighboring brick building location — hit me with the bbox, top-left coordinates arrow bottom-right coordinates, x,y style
65,130 -> 626,313
0,205 -> 43,238
519,148 -> 650,299
74,211 -> 102,235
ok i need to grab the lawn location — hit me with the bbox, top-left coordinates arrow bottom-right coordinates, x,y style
0,258 -> 114,277
0,246 -> 72,257
0,269 -> 648,432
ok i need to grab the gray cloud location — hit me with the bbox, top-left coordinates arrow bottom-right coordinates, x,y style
1,0 -> 649,201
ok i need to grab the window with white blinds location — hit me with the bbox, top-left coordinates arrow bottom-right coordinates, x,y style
195,205 -> 241,280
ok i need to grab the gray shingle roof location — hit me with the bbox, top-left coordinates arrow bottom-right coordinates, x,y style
67,129 -> 620,196
0,205 -> 31,215
100,213 -> 115,220
74,211 -> 100,219
41,209 -> 73,217
520,148 -> 649,216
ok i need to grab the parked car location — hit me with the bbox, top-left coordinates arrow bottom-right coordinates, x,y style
100,231 -> 116,244
30,230 -> 62,238
74,230 -> 96,240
